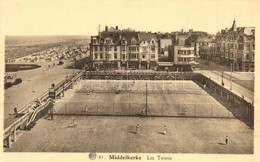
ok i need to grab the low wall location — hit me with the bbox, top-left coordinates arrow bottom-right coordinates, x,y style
5,64 -> 41,72
194,74 -> 254,129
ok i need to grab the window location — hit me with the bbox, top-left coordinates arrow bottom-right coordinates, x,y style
99,46 -> 102,51
122,40 -> 126,44
151,45 -> 155,52
130,54 -> 137,59
100,54 -> 103,59
143,54 -> 146,59
95,53 -> 98,59
122,54 -> 126,59
238,44 -> 244,50
151,54 -> 155,59
114,54 -> 117,59
106,46 -> 111,51
130,47 -> 135,51
92,39 -> 97,44
114,46 -> 117,51
122,46 -> 126,52
131,39 -> 136,44
94,46 -> 98,51
246,54 -> 250,60
106,54 -> 111,60
246,44 -> 250,50
106,40 -> 111,44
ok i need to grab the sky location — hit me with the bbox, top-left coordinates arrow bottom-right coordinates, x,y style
0,0 -> 258,35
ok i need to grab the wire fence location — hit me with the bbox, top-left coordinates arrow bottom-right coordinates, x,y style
75,80 -> 208,95
54,102 -> 234,118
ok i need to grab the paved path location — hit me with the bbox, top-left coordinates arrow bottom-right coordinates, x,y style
4,60 -> 77,128
199,70 -> 254,104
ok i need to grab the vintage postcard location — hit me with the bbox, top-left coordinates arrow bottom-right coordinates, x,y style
0,0 -> 259,162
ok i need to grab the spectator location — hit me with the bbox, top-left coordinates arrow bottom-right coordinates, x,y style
9,107 -> 18,116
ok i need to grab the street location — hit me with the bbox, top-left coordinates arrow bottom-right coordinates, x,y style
196,58 -> 254,103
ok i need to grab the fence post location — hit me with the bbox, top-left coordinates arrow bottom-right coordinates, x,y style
113,103 -> 114,116
194,104 -> 196,117
178,104 -> 179,116
211,104 -> 213,117
64,102 -> 66,115
97,103 -> 99,114
162,103 -> 163,116
129,103 -> 131,116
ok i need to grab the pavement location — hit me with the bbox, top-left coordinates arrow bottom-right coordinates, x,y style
199,70 -> 254,104
4,60 -> 77,129
196,58 -> 254,103
4,116 -> 253,153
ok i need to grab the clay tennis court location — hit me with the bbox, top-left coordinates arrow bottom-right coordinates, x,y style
4,80 -> 253,153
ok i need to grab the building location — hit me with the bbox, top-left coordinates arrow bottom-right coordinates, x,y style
198,37 -> 216,60
158,38 -> 172,58
215,20 -> 255,72
168,45 -> 195,64
89,26 -> 158,70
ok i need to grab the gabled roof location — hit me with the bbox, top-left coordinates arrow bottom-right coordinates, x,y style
121,31 -> 139,43
139,32 -> 157,42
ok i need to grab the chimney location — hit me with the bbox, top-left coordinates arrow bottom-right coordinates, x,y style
115,26 -> 118,30
105,26 -> 108,31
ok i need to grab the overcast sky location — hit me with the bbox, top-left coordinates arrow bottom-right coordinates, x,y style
0,0 -> 257,35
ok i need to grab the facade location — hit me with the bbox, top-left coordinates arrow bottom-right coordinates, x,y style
158,38 -> 172,58
89,26 -> 158,70
168,45 -> 195,64
215,20 -> 255,72
198,37 -> 216,60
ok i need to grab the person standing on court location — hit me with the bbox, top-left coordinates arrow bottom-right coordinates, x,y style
225,135 -> 229,145
163,125 -> 167,135
136,124 -> 140,134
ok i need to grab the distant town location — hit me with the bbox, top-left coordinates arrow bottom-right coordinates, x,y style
89,20 -> 254,72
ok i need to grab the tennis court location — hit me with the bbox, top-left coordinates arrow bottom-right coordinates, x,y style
54,80 -> 233,118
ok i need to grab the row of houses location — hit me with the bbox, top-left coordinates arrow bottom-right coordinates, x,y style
195,20 -> 255,72
89,20 -> 255,72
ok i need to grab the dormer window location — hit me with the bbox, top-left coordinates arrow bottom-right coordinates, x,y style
122,40 -> 126,44
106,40 -> 111,44
131,38 -> 137,44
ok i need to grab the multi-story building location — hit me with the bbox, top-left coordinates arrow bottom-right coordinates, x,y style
215,20 -> 255,72
168,45 -> 195,64
89,26 -> 158,70
198,37 -> 216,60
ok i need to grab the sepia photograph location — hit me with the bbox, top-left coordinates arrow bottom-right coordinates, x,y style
0,0 -> 259,161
